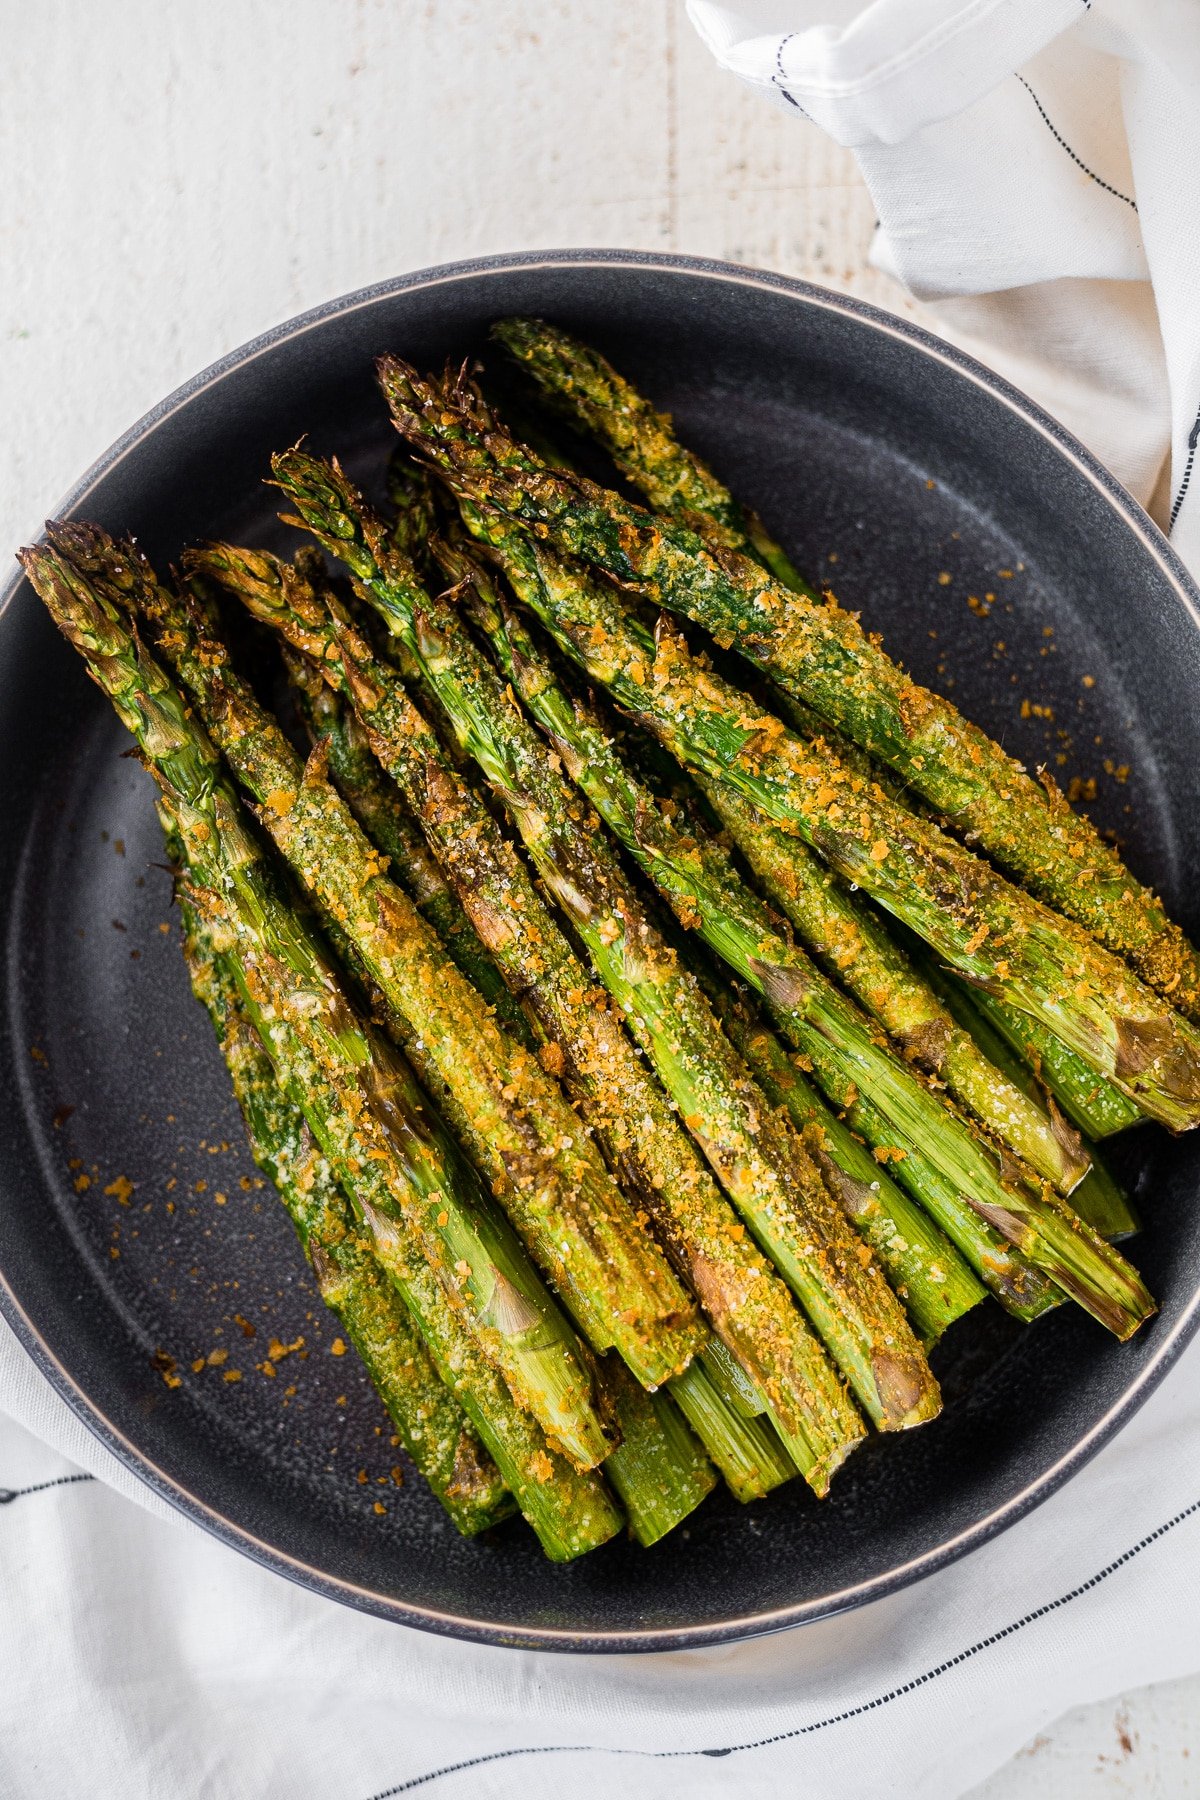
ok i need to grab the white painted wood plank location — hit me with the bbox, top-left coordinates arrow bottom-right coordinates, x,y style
0,0 -> 915,553
967,1674 -> 1200,1797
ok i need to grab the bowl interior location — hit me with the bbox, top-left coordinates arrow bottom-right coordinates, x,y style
3,255 -> 1199,1649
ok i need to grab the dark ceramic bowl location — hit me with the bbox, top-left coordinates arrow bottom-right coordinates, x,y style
3,251 -> 1199,1652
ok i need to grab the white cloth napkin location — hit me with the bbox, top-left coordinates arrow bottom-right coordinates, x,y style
687,0 -> 1200,569
6,4 -> 1200,1794
4,1311 -> 1200,1799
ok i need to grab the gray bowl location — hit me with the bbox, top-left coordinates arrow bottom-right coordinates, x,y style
3,250 -> 1199,1652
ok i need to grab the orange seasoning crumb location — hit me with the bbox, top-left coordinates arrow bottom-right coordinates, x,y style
330,1338 -> 347,1357
964,921 -> 990,956
222,1369 -> 242,1384
74,1173 -> 92,1193
373,1501 -> 386,1516
869,840 -> 889,864
531,1450 -> 554,1483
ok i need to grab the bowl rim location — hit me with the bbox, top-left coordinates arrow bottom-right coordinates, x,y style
4,245 -> 1200,1653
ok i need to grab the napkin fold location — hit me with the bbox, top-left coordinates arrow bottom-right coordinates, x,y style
5,1310 -> 1200,1799
687,0 -> 1200,567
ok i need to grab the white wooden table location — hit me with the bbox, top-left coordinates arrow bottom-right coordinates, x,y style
2,4 -> 1195,1790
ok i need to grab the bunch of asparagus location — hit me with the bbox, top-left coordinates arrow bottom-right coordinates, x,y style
22,317 -> 1192,1560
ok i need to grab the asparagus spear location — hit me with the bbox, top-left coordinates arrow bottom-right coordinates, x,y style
489,331 -> 1131,1163
164,549 -> 814,1502
26,529 -> 617,1466
491,317 -> 804,589
953,979 -> 1143,1142
196,536 -> 863,1493
21,534 -> 628,1555
449,339 -> 1200,1022
186,831 -> 724,1542
669,1353 -> 796,1502
273,603 -> 804,1496
700,982 -> 986,1345
597,1356 -> 717,1545
273,449 -> 939,1436
757,679 -> 1143,1144
272,626 -> 798,1501
681,771 -> 1089,1193
94,534 -> 703,1395
442,532 -> 987,1332
920,956 -> 1140,1243
453,578 -> 1048,1325
278,633 -> 538,1053
459,578 -> 1155,1339
385,374 -> 1200,1137
176,866 -> 515,1535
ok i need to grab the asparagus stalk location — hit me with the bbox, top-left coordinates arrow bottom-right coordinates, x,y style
277,633 -> 538,1052
21,534 -> 628,1556
197,533 -> 863,1492
386,374 -> 1200,1137
703,984 -> 986,1345
922,957 -> 1140,1243
189,824 -> 728,1541
223,933 -> 624,1557
273,626 -> 797,1501
459,579 -> 1155,1339
444,533 -> 987,1334
274,600 -> 802,1498
669,1353 -> 796,1503
490,333 -> 1129,1166
98,536 -> 704,1395
27,528 -> 616,1466
178,557 -> 812,1500
441,340 -> 1200,1022
491,317 -> 804,588
598,1356 -> 717,1544
177,868 -> 515,1535
685,772 -> 1089,1193
955,980 -> 1143,1142
459,579 -> 1053,1323
761,678 -> 1146,1148
273,450 -> 938,1437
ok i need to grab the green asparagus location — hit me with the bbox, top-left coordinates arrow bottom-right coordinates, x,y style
454,573 -> 1154,1339
920,954 -> 1140,1243
383,368 -> 1200,1135
178,866 -> 516,1536
273,448 -> 940,1436
687,770 -> 1090,1193
274,628 -> 538,1052
100,544 -> 705,1396
21,530 -> 627,1555
466,331 -> 1200,1020
492,316 -> 804,588
199,522 -> 864,1494
955,979 -> 1144,1142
